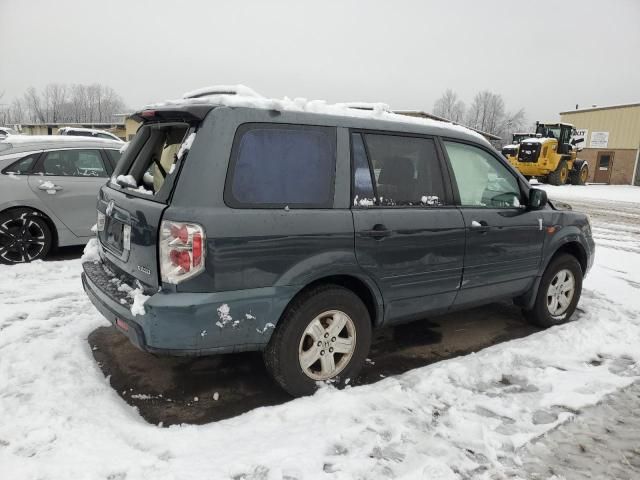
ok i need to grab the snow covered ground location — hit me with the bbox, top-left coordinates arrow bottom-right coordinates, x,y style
1,186 -> 639,479
537,183 -> 640,204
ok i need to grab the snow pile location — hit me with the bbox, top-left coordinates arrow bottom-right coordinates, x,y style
215,303 -> 233,328
131,185 -> 153,196
177,132 -> 196,159
353,195 -> 375,207
149,85 -> 487,143
0,198 -> 639,478
115,174 -> 137,188
112,278 -> 149,317
421,195 -> 441,206
81,238 -> 100,263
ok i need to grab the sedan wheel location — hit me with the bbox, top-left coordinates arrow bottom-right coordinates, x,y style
298,310 -> 357,381
0,211 -> 52,264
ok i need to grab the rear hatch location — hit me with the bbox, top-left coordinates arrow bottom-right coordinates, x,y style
96,110 -> 205,289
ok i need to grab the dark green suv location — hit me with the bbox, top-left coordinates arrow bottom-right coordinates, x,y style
81,90 -> 595,396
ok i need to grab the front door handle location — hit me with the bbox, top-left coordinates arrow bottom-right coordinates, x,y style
38,184 -> 63,193
361,224 -> 391,239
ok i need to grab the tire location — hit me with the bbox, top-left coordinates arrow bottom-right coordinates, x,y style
569,163 -> 589,185
0,209 -> 53,264
522,253 -> 583,328
547,159 -> 569,186
264,285 -> 372,397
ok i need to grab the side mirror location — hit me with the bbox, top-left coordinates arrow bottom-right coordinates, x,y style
528,188 -> 547,209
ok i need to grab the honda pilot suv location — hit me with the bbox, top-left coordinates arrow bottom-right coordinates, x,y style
81,88 -> 595,397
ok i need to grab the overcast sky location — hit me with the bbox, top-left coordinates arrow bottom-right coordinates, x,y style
1,0 -> 639,123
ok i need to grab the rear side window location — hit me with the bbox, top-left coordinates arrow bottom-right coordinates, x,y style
354,133 -> 447,207
3,154 -> 39,175
226,124 -> 336,208
40,150 -> 107,177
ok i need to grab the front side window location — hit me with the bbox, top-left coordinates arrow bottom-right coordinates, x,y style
355,133 -> 447,207
444,141 -> 522,208
41,150 -> 107,177
227,124 -> 336,208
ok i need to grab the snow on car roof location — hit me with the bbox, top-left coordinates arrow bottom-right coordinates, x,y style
0,134 -> 122,155
149,84 -> 487,142
1,134 -> 121,145
59,126 -> 119,135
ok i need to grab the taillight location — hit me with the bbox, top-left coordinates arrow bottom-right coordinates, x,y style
96,211 -> 105,231
159,220 -> 206,284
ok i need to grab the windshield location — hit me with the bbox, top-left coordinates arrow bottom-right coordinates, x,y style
536,125 -> 561,140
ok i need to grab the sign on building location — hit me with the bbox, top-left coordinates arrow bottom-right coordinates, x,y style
590,131 -> 609,148
575,128 -> 588,143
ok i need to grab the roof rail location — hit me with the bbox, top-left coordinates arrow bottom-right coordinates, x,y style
182,84 -> 263,100
335,102 -> 391,112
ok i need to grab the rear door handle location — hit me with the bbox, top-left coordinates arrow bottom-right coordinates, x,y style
361,224 -> 392,239
470,220 -> 490,232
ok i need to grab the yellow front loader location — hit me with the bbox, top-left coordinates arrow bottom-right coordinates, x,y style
506,122 -> 589,186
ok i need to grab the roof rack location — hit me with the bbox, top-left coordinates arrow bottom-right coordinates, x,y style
182,84 -> 263,100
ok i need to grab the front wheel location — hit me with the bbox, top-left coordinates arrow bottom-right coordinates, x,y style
264,285 -> 372,397
547,159 -> 569,186
523,253 -> 583,328
0,209 -> 52,264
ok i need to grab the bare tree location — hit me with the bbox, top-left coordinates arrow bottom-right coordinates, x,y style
70,84 -> 88,122
433,89 -> 465,122
463,90 -> 527,143
24,87 -> 46,123
44,83 -> 68,123
11,83 -> 127,125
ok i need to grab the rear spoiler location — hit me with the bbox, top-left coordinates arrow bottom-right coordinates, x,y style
130,105 -> 214,123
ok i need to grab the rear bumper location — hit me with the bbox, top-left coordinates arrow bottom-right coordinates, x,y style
81,260 -> 296,356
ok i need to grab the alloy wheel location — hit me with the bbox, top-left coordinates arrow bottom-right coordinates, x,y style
298,310 -> 357,381
546,269 -> 576,317
0,216 -> 47,263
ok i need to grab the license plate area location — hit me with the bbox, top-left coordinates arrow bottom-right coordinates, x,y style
106,220 -> 124,252
104,221 -> 131,253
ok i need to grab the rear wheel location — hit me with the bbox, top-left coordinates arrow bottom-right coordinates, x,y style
264,285 -> 372,397
547,159 -> 569,185
570,163 -> 589,185
0,209 -> 52,264
522,253 -> 583,327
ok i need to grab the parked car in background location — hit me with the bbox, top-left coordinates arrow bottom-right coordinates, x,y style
0,127 -> 20,137
58,126 -> 124,142
81,89 -> 595,397
0,136 -> 123,263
